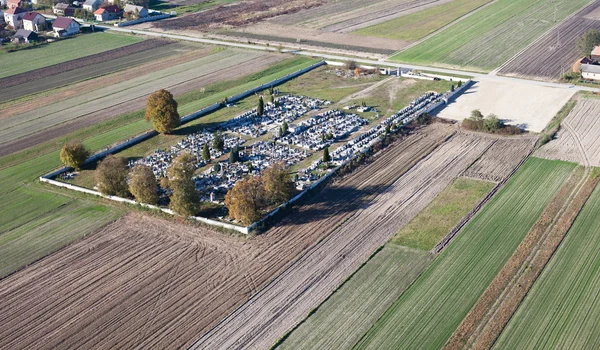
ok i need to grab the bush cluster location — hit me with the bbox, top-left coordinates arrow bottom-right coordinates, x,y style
461,110 -> 521,135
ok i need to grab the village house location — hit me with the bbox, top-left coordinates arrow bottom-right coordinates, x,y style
52,16 -> 79,37
123,4 -> 148,18
22,11 -> 45,31
53,3 -> 75,16
11,28 -> 37,42
581,64 -> 600,81
94,5 -> 121,21
6,0 -> 29,9
3,7 -> 26,29
82,0 -> 101,12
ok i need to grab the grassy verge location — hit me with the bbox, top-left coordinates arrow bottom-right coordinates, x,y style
391,177 -> 495,251
493,169 -> 600,350
275,244 -> 433,350
0,32 -> 143,79
354,157 -> 576,349
354,0 -> 492,42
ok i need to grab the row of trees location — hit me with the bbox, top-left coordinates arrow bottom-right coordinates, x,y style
461,110 -> 521,135
225,162 -> 295,225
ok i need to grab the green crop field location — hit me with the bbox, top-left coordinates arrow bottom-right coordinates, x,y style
353,0 -> 492,42
493,184 -> 600,350
0,33 -> 143,79
391,0 -> 590,72
391,177 -> 494,251
354,158 -> 576,350
277,245 -> 433,350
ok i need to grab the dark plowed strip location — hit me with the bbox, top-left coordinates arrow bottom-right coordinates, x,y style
0,39 -> 172,90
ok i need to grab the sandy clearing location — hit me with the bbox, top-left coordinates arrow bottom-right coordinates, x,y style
191,127 -> 495,350
436,80 -> 576,132
535,97 -> 600,166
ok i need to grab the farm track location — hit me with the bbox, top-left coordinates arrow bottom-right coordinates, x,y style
0,39 -> 175,102
0,124 -> 458,349
191,127 -> 496,350
0,51 -> 283,157
498,1 -> 600,80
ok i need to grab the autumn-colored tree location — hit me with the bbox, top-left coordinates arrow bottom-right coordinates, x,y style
59,141 -> 89,170
96,155 -> 129,197
225,176 -> 266,225
145,89 -> 180,134
167,153 -> 200,216
129,165 -> 158,205
262,162 -> 295,204
202,143 -> 211,162
257,95 -> 264,116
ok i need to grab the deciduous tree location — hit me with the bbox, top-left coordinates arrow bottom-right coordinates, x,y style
167,153 -> 200,217
225,176 -> 266,225
262,161 -> 295,204
145,89 -> 180,134
96,155 -> 129,197
129,165 -> 158,205
577,29 -> 600,57
59,141 -> 89,170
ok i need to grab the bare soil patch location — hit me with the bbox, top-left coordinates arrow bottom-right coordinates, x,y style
536,97 -> 600,166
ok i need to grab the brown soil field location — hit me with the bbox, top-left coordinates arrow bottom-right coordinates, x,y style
535,97 -> 600,166
0,50 -> 283,157
499,2 -> 600,81
463,136 -> 537,182
192,127 -> 496,349
0,124 -> 488,349
0,39 -> 173,102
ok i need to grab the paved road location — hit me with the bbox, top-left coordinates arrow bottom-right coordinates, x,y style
99,25 -> 600,93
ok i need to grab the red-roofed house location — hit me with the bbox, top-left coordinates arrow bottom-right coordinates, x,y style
7,0 -> 29,9
94,5 -> 122,21
3,7 -> 26,28
51,16 -> 80,37
22,11 -> 45,31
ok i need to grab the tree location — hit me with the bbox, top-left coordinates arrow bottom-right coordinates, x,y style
262,162 -> 295,204
212,132 -> 225,153
96,155 -> 129,197
281,121 -> 289,135
225,176 -> 266,225
229,145 -> 240,163
471,109 -> 484,121
60,141 -> 89,170
145,89 -> 180,134
202,143 -> 211,162
213,162 -> 221,173
484,114 -> 503,131
577,29 -> 600,57
323,146 -> 331,163
167,153 -> 200,216
257,95 -> 264,116
129,165 -> 158,205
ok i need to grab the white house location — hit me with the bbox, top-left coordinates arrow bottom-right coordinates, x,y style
22,11 -> 45,32
82,0 -> 101,11
124,4 -> 148,18
52,16 -> 80,37
581,64 -> 600,81
3,7 -> 26,29
93,5 -> 121,21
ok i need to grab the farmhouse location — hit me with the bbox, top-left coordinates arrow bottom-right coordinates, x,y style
592,46 -> 600,61
11,28 -> 38,43
581,64 -> 600,81
3,7 -> 26,29
53,3 -> 75,16
82,0 -> 101,12
573,56 -> 593,73
94,5 -> 122,21
6,0 -> 29,9
51,17 -> 80,37
22,11 -> 45,31
123,4 -> 148,18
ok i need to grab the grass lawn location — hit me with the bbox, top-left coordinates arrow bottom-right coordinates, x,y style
276,244 -> 433,350
493,183 -> 600,350
391,177 -> 495,251
353,0 -> 492,42
354,157 -> 576,350
0,32 -> 143,79
390,0 -> 590,72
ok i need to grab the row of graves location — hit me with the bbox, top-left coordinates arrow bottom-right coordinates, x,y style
129,132 -> 245,178
194,141 -> 310,201
277,110 -> 369,151
220,95 -> 331,138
